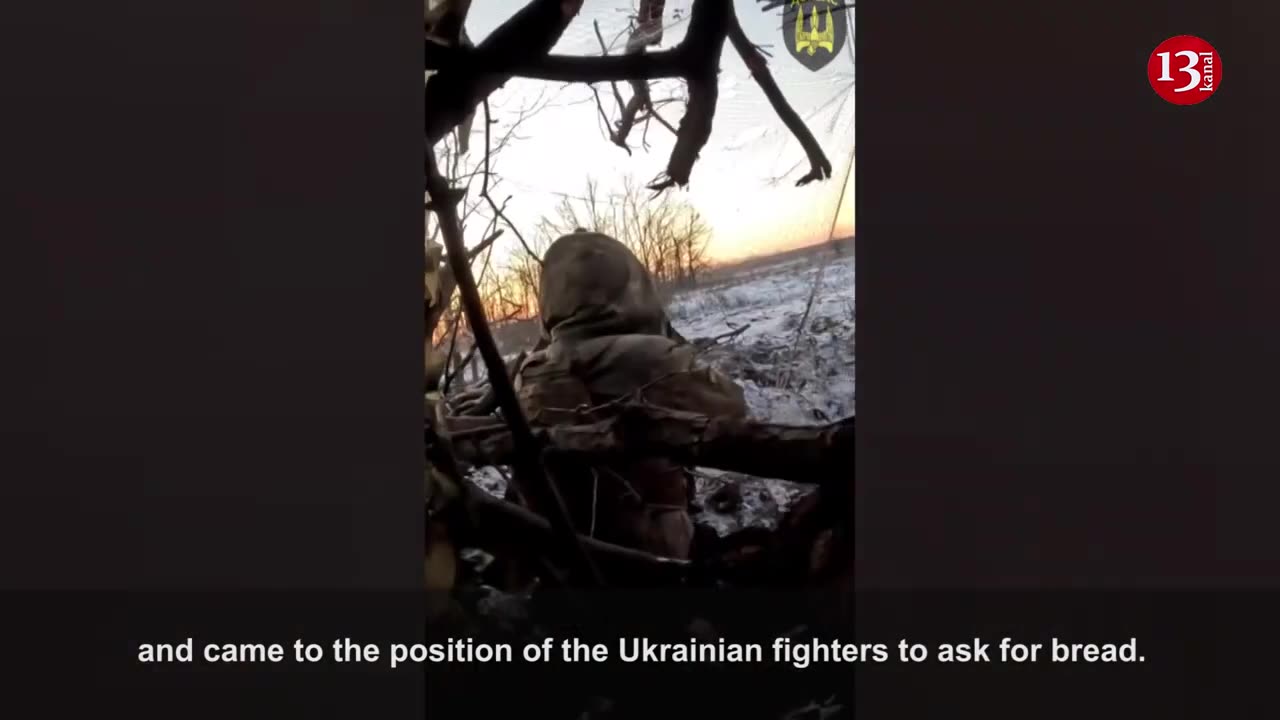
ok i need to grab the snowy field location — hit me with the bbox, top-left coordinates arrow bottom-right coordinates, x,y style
468,249 -> 855,537
668,250 -> 855,425
667,249 -> 854,535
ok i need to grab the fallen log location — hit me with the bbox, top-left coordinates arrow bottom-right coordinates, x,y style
457,485 -> 691,585
445,404 -> 853,487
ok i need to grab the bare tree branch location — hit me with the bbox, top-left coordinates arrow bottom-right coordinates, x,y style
726,6 -> 833,186
427,145 -> 602,586
459,228 -> 504,262
778,259 -> 828,390
426,0 -> 587,145
427,43 -> 688,83
461,486 -> 691,584
648,0 -> 732,192
758,0 -> 854,16
440,227 -> 503,392
428,0 -> 833,191
479,100 -> 543,266
448,404 -> 854,487
591,8 -> 675,155
593,19 -> 632,152
692,322 -> 751,350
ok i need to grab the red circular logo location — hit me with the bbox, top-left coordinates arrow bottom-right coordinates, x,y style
1148,36 -> 1221,105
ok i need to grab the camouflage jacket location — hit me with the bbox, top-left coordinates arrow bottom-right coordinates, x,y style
512,232 -> 746,552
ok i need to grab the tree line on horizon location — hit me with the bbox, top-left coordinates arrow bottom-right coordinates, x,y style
443,175 -> 713,340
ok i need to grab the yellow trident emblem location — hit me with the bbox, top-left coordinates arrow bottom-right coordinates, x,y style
793,0 -> 836,56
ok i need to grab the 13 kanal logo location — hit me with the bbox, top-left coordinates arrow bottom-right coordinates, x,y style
1148,36 -> 1220,105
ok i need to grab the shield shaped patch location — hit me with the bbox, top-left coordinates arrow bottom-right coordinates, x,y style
782,0 -> 849,72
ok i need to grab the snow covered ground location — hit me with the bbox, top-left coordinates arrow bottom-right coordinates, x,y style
669,249 -> 855,536
667,250 -> 855,425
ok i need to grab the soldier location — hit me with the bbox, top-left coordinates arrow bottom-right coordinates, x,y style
456,231 -> 746,561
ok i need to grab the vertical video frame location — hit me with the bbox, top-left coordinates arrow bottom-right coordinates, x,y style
426,0 -> 853,713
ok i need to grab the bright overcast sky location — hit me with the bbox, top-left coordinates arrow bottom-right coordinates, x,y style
440,0 -> 854,264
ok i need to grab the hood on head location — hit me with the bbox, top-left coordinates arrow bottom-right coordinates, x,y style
538,231 -> 669,342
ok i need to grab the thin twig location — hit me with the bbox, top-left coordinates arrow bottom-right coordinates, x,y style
463,228 -> 504,261
441,308 -> 464,390
461,482 -> 690,582
645,105 -> 679,135
774,142 -> 852,389
760,0 -> 854,21
479,100 -> 543,265
593,19 -> 630,133
778,260 -> 828,390
593,13 -> 668,153
693,322 -> 751,350
647,0 -> 732,193
456,46 -> 689,83
442,228 -> 502,392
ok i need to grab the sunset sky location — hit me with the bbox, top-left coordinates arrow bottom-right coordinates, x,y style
435,0 -> 854,264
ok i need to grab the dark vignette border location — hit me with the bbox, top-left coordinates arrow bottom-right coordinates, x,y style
856,0 -> 1279,589
0,2 -> 424,589
0,0 -> 1277,717
0,1 -> 424,716
853,5 -> 1276,712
